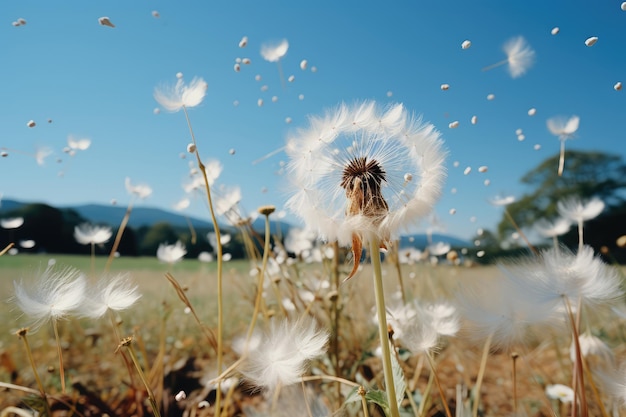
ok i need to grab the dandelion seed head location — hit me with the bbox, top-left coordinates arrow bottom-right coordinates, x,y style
154,76 -> 208,112
74,223 -> 112,245
156,241 -> 187,264
502,36 -> 535,78
285,101 -> 447,247
80,273 -> 141,318
260,38 -> 289,62
557,196 -> 604,223
125,177 -> 152,199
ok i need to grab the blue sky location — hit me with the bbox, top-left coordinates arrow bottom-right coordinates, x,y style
1,1 -> 625,240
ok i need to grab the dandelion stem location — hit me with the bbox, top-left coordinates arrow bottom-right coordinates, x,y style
358,386 -> 371,417
245,212 -> 273,342
369,236 -> 400,417
182,105 -> 224,417
472,332 -> 493,417
481,58 -> 509,72
118,338 -> 162,417
51,320 -> 66,393
511,352 -> 519,414
504,208 -> 539,256
301,374 -> 360,387
0,242 -> 15,256
564,297 -> 588,417
426,352 -> 453,417
330,240 -> 342,407
577,219 -> 584,253
558,139 -> 566,177
16,329 -> 51,415
105,200 -> 134,272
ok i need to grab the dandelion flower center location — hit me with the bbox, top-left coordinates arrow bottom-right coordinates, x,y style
341,156 -> 389,218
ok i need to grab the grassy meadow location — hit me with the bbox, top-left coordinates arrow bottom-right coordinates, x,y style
1,251 -> 625,417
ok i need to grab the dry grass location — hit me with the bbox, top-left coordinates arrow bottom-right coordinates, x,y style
0,254 -> 624,416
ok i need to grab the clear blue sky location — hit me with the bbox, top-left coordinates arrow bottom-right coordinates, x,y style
1,1 -> 625,240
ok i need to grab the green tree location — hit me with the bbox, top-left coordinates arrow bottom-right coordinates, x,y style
498,150 -> 626,238
138,222 -> 180,256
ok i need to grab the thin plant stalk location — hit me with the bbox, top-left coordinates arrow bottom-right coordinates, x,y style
117,337 -> 162,417
582,356 -> 610,417
577,219 -> 584,253
245,211 -> 273,343
16,328 -> 51,416
472,332 -> 493,417
330,240 -> 342,407
391,241 -> 407,304
358,386 -> 371,417
105,200 -> 134,272
301,374 -> 359,388
418,368 -> 435,417
511,352 -> 519,414
90,242 -> 96,278
558,139 -> 566,177
482,58 -> 509,72
51,320 -> 66,393
369,236 -> 400,417
504,208 -> 539,256
182,105 -> 224,417
301,380 -> 314,417
563,297 -> 588,417
0,242 -> 15,256
426,352 -> 453,417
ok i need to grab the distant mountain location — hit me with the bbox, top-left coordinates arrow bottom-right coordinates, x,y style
70,203 -> 215,229
1,199 -> 469,246
399,233 -> 470,249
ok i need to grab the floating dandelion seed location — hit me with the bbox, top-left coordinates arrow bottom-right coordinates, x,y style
622,1 -> 626,11
254,74 -> 261,81
461,40 -> 472,49
186,143 -> 196,153
229,148 -> 236,155
484,179 -> 491,186
298,94 -> 304,100
153,108 -> 160,115
272,96 -> 278,102
478,166 -> 488,173
518,134 -> 525,141
551,27 -> 560,35
614,82 -> 622,91
157,241 -> 187,264
98,17 -> 115,27
386,91 -> 393,97
585,36 -> 598,47
152,10 -> 160,18
285,101 -> 446,280
68,136 -> 91,151
154,75 -> 208,112
449,208 -> 456,215
239,36 -> 248,48
534,144 -> 541,150
242,58 -> 251,65
440,83 -> 450,90
463,166 -> 471,175
471,115 -> 478,124
257,98 -> 263,107
300,59 -> 308,70
285,117 -> 292,124
528,107 -> 537,116
260,85 -> 268,92
449,120 -> 459,129
287,74 -> 295,82
234,63 -> 241,72
26,120 -> 35,128
547,114 -> 579,176
260,38 -> 289,87
483,36 -> 535,78
453,161 -> 459,167
487,93 -> 495,100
